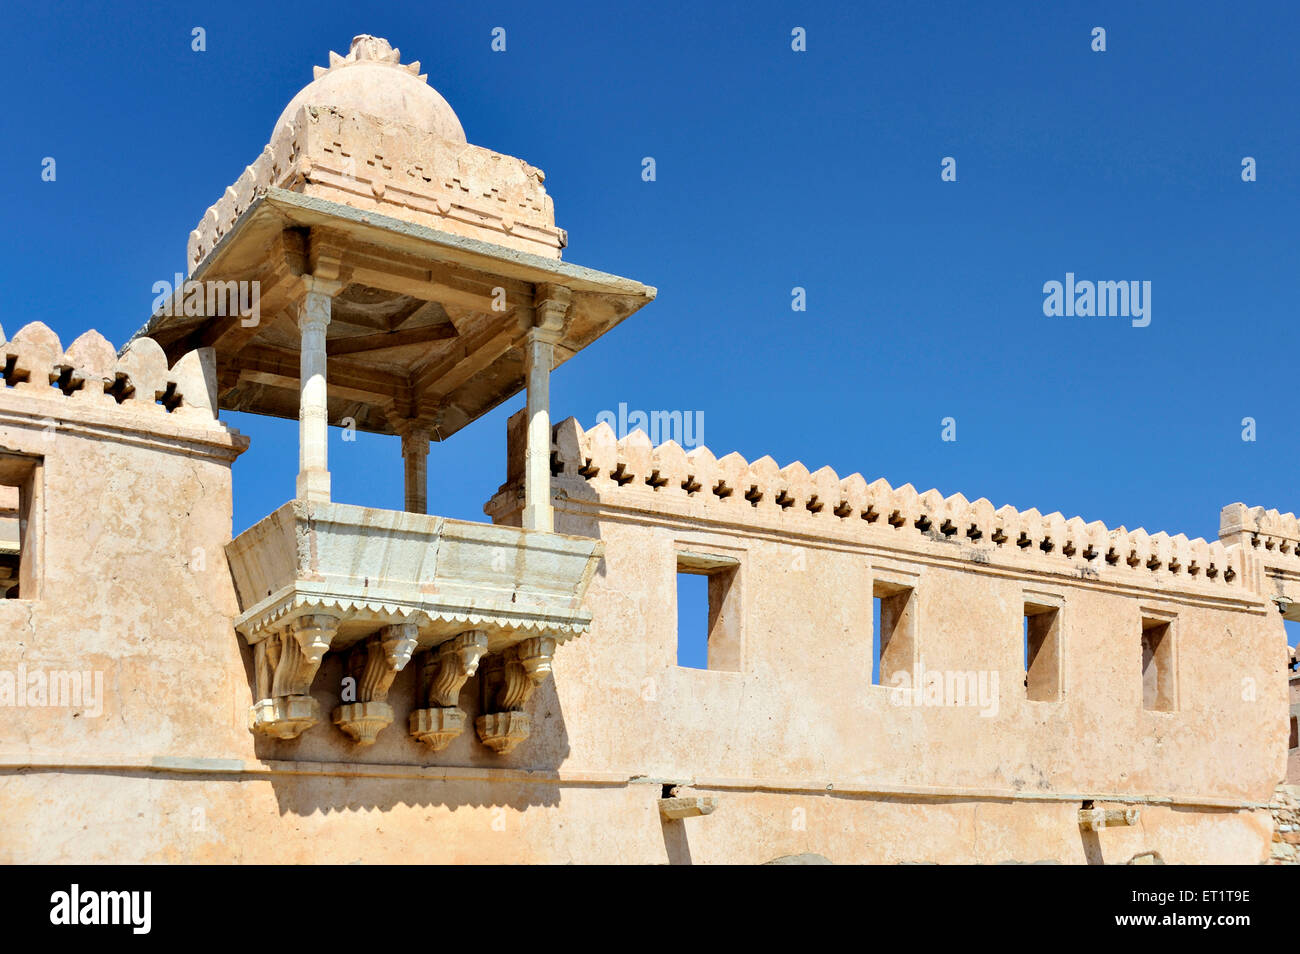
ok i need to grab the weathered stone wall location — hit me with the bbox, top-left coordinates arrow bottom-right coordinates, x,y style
0,390 -> 1289,863
1267,784 -> 1300,864
0,324 -> 254,817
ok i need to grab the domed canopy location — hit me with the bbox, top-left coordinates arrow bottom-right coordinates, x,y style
273,34 -> 466,143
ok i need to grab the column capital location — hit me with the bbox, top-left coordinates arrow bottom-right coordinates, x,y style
531,282 -> 571,335
400,427 -> 432,459
294,275 -> 344,331
295,274 -> 345,300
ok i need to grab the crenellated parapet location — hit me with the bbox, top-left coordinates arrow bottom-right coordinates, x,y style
1221,503 -> 1300,555
0,321 -> 234,439
1220,504 -> 1300,608
491,417 -> 1248,593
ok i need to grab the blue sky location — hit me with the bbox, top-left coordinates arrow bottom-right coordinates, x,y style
3,2 -> 1297,651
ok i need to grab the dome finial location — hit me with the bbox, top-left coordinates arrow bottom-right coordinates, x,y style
349,35 -> 400,64
279,35 -> 458,142
310,34 -> 423,81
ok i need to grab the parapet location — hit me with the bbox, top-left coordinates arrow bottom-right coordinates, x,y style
506,417 -> 1249,594
1220,503 -> 1300,608
0,321 -> 242,450
1221,503 -> 1300,554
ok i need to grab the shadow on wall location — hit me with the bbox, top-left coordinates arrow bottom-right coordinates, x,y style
239,645 -> 574,815
1079,826 -> 1103,865
660,817 -> 692,865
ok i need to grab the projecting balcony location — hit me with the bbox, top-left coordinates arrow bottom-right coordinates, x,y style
228,501 -> 601,647
226,501 -> 602,748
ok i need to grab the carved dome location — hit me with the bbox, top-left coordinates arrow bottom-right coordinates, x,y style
272,35 -> 466,143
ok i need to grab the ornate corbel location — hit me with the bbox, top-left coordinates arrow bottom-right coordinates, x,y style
249,613 -> 339,739
408,630 -> 489,750
476,635 -> 556,755
333,622 -> 419,745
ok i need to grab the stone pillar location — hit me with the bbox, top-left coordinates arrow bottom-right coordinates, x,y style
522,332 -> 554,533
521,283 -> 570,533
400,425 -> 430,515
295,276 -> 341,503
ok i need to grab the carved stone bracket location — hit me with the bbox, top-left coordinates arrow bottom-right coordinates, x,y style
476,711 -> 531,755
409,706 -> 467,751
408,630 -> 488,750
475,635 -> 556,755
333,623 -> 419,745
250,613 -> 339,739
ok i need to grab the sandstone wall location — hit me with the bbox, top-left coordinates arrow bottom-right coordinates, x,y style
0,390 -> 1289,863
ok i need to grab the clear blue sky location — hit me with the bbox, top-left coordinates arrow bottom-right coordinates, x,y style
3,2 -> 1297,649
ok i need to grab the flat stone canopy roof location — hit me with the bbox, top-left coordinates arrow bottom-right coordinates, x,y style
132,188 -> 656,440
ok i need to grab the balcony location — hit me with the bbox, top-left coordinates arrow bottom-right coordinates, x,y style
226,500 -> 602,749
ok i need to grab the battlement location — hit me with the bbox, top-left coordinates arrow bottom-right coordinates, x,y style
0,321 -> 233,439
1221,503 -> 1300,556
521,417 -> 1248,592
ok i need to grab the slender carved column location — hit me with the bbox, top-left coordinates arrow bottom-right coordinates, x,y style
409,630 -> 488,750
476,636 -> 557,755
333,623 -> 419,745
521,284 -> 569,532
399,425 -> 431,514
295,276 -> 342,503
249,614 -> 339,739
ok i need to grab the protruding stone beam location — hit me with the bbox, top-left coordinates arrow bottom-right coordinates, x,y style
659,789 -> 719,820
1079,806 -> 1140,831
409,630 -> 489,751
249,613 -> 339,739
293,275 -> 343,503
476,635 -> 557,755
399,423 -> 431,514
521,284 -> 570,533
333,623 -> 419,745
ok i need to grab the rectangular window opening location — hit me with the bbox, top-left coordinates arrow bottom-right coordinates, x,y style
1023,602 -> 1062,702
0,453 -> 40,600
1141,616 -> 1177,712
873,581 -> 915,686
676,552 -> 741,671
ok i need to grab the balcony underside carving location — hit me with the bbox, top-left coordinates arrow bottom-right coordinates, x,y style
231,500 -> 595,750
